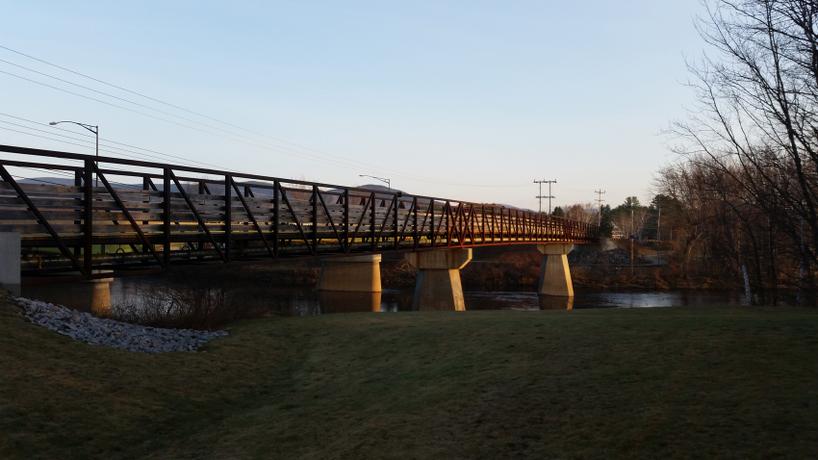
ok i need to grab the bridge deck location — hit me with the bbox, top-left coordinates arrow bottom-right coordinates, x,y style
0,145 -> 597,275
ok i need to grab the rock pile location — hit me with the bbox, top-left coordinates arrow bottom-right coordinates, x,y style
15,297 -> 228,353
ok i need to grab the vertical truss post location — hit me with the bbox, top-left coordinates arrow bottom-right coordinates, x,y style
74,169 -> 82,260
312,185 -> 319,254
273,180 -> 280,257
445,201 -> 450,246
490,206 -> 495,242
479,204 -> 485,243
429,199 -> 435,247
162,168 -> 171,266
393,194 -> 399,249
343,189 -> 350,252
499,207 -> 504,242
369,192 -> 376,251
412,197 -> 419,248
224,174 -> 232,261
82,159 -> 94,276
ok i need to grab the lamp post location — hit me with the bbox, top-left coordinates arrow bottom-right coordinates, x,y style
358,174 -> 391,190
49,120 -> 99,186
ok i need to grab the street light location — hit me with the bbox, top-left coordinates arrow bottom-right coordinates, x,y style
50,120 -> 99,186
358,174 -> 391,190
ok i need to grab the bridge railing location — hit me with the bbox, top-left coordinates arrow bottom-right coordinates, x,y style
0,144 -> 598,275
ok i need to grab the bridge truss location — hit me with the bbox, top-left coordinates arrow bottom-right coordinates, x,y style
0,145 -> 597,276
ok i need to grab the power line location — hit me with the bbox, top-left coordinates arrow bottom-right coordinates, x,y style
0,55 -> 372,167
0,45 -> 534,190
0,44 -> 309,146
0,52 -> 396,171
0,43 -> 401,169
0,124 -> 170,172
0,67 -> 371,171
0,112 -> 225,169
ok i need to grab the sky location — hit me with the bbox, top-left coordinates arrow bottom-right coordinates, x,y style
1,1 -> 706,210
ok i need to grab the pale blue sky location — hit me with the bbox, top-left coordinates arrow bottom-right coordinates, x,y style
1,1 -> 704,209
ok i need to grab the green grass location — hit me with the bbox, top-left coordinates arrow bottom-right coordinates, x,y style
1,300 -> 818,459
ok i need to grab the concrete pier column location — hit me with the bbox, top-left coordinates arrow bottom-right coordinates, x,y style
83,272 -> 115,316
0,232 -> 21,296
537,243 -> 574,297
406,248 -> 472,311
317,254 -> 382,293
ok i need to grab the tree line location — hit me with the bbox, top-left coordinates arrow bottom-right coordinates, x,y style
662,0 -> 818,302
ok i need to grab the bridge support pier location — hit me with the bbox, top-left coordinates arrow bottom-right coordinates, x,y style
0,233 -> 21,296
317,254 -> 382,293
23,270 -> 114,316
406,248 -> 472,311
80,272 -> 115,316
537,243 -> 574,297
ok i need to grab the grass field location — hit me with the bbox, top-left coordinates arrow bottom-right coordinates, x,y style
1,299 -> 817,458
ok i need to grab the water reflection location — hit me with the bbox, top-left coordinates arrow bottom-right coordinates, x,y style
538,295 -> 574,311
22,278 -> 113,316
20,273 -> 782,318
319,291 -> 383,314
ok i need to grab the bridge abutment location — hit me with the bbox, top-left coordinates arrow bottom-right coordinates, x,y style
406,248 -> 472,311
317,254 -> 382,293
0,232 -> 21,296
537,243 -> 574,297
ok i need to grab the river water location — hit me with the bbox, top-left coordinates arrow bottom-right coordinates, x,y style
87,277 -> 759,316
23,273 -> 779,318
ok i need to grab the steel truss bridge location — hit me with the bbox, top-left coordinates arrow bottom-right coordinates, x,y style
0,144 -> 598,277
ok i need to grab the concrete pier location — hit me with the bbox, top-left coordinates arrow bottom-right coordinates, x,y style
0,232 -> 20,295
406,248 -> 472,311
22,270 -> 114,316
317,254 -> 382,293
537,243 -> 574,297
81,272 -> 115,316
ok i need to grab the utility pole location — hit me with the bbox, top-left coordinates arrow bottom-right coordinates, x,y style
594,189 -> 606,226
656,205 -> 662,265
534,179 -> 557,214
656,206 -> 661,241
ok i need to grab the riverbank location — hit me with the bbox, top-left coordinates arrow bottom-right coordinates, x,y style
2,299 -> 817,458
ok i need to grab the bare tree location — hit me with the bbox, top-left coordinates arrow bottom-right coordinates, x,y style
672,0 -> 818,296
